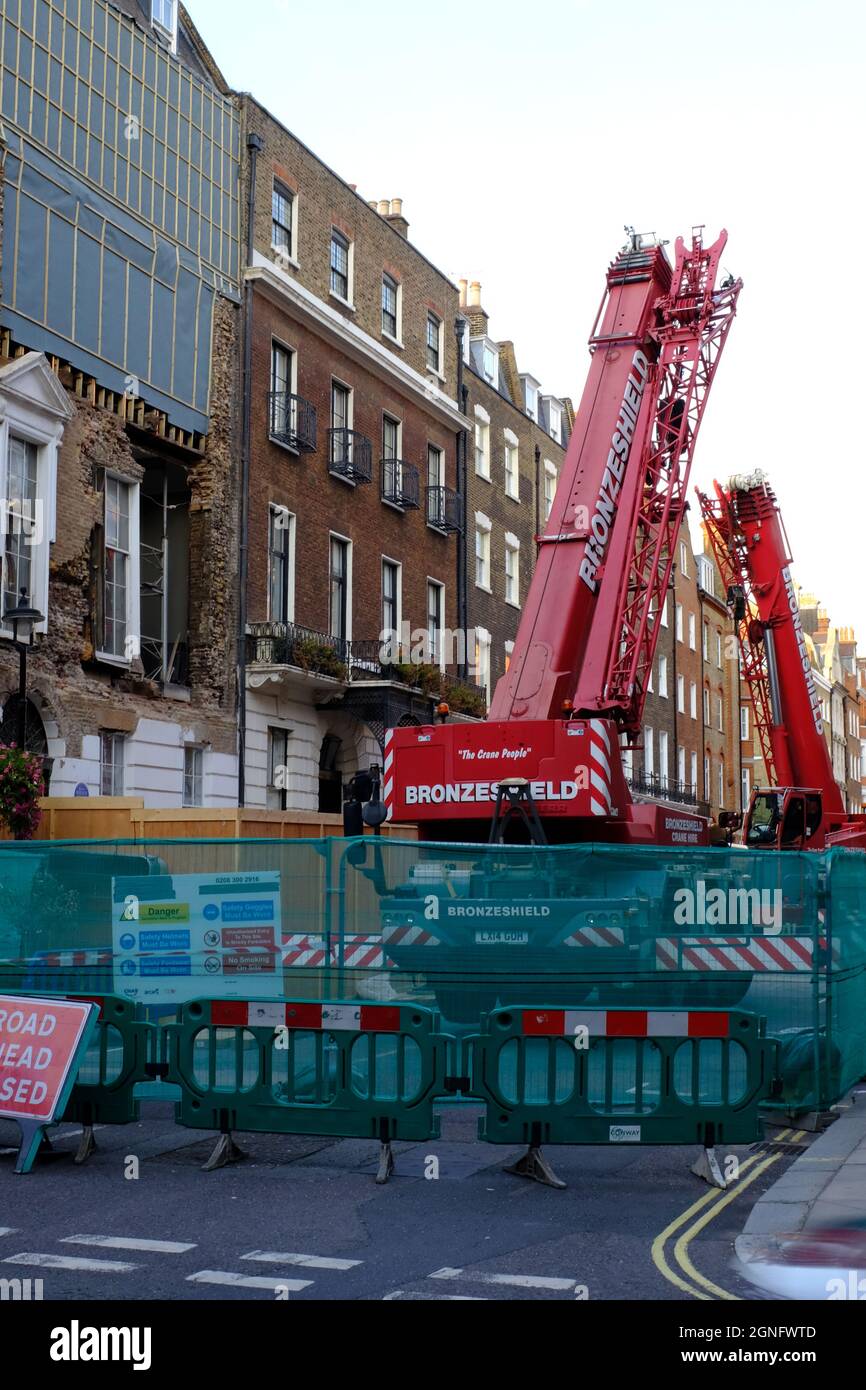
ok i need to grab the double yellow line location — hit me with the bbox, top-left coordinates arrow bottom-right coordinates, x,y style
652,1129 -> 806,1300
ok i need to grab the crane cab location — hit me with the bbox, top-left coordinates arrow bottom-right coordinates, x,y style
744,788 -> 823,851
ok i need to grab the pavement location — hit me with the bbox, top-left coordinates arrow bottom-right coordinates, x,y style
735,1088 -> 866,1298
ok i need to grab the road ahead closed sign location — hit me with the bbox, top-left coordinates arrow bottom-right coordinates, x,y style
0,995 -> 98,1172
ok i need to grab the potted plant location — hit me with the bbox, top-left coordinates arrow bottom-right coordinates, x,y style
293,636 -> 348,681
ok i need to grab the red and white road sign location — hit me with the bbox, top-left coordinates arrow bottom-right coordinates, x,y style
0,994 -> 96,1123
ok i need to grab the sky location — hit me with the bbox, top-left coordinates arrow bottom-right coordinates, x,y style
190,0 -> 866,647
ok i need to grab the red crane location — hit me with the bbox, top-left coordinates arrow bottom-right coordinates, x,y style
698,472 -> 866,851
385,228 -> 742,844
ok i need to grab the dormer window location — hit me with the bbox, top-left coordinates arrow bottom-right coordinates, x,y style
471,336 -> 499,389
549,402 -> 562,443
151,0 -> 178,49
482,344 -> 498,388
521,375 -> 540,420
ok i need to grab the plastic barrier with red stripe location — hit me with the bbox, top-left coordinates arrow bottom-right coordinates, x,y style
163,996 -> 450,1177
466,1005 -> 776,1151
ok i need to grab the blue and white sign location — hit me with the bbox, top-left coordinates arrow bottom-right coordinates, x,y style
111,871 -> 282,1004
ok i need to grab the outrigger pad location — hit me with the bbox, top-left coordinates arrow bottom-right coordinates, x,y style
504,1144 -> 567,1190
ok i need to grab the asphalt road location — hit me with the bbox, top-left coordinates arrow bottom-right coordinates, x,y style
0,1102 -> 805,1302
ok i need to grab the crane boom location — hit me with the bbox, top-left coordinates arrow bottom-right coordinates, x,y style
491,228 -> 740,737
698,472 -> 842,808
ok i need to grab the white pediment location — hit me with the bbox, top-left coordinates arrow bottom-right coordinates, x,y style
0,352 -> 74,422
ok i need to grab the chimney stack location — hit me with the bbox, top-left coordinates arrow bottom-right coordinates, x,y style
464,280 -> 489,337
384,196 -> 409,240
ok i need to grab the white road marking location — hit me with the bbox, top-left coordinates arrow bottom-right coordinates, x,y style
429,1266 -> 576,1291
60,1235 -> 196,1254
3,1252 -> 139,1273
384,1290 -> 487,1300
187,1270 -> 313,1292
240,1250 -> 361,1271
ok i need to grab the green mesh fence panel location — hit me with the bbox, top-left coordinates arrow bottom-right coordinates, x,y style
2,835 -> 865,1113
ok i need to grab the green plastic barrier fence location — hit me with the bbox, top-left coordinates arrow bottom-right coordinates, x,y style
60,993 -> 155,1161
18,992 -> 154,1164
163,997 -> 449,1181
3,835 -> 866,1119
465,1005 -> 777,1188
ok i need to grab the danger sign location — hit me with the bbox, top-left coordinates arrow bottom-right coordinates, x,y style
0,995 -> 97,1124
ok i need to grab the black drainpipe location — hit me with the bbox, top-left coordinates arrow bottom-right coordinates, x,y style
237,130 -> 263,807
455,318 -> 468,679
534,444 -> 541,540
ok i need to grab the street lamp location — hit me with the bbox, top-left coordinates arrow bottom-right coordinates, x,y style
2,587 -> 44,749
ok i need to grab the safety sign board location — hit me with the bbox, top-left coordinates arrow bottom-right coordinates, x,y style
0,994 -> 99,1173
111,872 -> 282,1004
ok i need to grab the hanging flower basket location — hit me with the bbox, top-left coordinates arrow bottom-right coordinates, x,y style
0,744 -> 44,840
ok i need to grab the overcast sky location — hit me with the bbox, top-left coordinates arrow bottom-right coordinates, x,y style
190,0 -> 865,649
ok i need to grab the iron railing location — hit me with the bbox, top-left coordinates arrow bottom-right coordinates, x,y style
269,391 -> 317,453
328,429 -> 373,483
381,458 -> 420,508
627,769 -> 711,817
246,621 -> 486,715
426,484 -> 463,533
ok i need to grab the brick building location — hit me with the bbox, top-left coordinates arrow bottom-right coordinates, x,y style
799,595 -> 862,812
458,281 -> 570,701
238,95 -> 475,812
695,540 -> 740,817
0,0 -> 242,805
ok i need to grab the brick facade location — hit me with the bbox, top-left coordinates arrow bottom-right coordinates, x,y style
460,288 -> 568,699
239,96 -> 470,812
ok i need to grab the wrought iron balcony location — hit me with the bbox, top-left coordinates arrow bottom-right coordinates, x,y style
426,484 -> 463,534
627,769 -> 710,818
269,392 -> 317,453
381,458 -> 420,509
247,622 -> 349,679
328,429 -> 373,483
246,621 -> 487,718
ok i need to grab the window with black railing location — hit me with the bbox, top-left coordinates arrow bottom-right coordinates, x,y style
328,429 -> 372,483
426,483 -> 463,533
381,458 -> 420,508
269,391 -> 317,453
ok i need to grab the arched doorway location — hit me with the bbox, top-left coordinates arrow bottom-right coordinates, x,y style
0,695 -> 52,792
318,733 -> 343,813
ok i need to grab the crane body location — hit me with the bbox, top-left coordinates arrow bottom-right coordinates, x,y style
698,472 -> 866,852
385,229 -> 741,846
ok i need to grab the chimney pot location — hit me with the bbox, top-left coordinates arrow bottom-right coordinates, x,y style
377,199 -> 390,215
390,197 -> 403,216
458,278 -> 468,308
468,281 -> 482,308
367,199 -> 378,210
